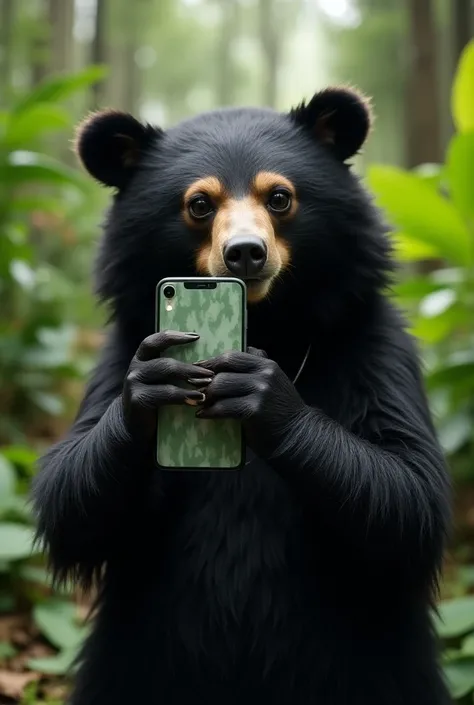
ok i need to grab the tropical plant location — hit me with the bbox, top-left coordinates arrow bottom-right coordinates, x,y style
366,39 -> 474,702
367,39 -> 474,484
0,66 -> 107,446
435,596 -> 474,702
0,67 -> 105,701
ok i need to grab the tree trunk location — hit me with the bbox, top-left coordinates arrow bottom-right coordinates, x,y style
30,0 -> 50,87
453,0 -> 472,69
0,0 -> 14,105
48,0 -> 75,74
405,0 -> 441,167
259,0 -> 279,108
121,0 -> 142,114
216,0 -> 238,107
123,42 -> 140,114
90,0 -> 108,108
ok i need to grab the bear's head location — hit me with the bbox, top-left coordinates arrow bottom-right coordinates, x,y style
75,87 -> 392,341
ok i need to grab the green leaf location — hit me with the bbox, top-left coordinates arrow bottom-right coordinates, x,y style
33,600 -> 86,651
463,634 -> 474,656
434,596 -> 474,639
0,595 -> 15,613
0,523 -> 35,562
13,65 -> 108,115
0,110 -> 8,136
20,681 -> 40,705
0,455 -> 16,504
432,267 -> 465,286
443,655 -> 474,699
410,307 -> 462,345
0,642 -> 16,660
30,392 -> 64,416
412,163 -> 445,190
438,412 -> 472,454
6,151 -> 88,191
28,646 -> 78,675
427,363 -> 474,391
10,196 -> 65,215
10,260 -> 36,290
367,165 -> 471,265
419,289 -> 456,318
393,276 -> 443,302
0,495 -> 33,524
459,566 -> 474,590
392,233 -> 441,262
0,641 -> 16,660
19,566 -> 51,585
446,132 -> 474,225
5,104 -> 71,145
1,446 -> 38,473
452,39 -> 474,133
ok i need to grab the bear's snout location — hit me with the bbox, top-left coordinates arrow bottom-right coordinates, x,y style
223,235 -> 267,279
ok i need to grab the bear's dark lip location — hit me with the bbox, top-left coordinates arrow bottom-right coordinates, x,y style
242,272 -> 276,283
243,277 -> 273,289
211,270 -> 274,286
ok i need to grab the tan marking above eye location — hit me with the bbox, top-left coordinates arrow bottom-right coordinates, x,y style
183,176 -> 226,208
252,171 -> 296,201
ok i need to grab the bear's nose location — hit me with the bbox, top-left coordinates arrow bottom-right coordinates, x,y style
223,236 -> 267,278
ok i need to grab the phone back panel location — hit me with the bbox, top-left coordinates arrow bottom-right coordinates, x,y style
156,278 -> 246,469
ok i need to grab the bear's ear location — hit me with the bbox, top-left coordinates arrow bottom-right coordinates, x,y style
74,110 -> 161,189
289,86 -> 373,161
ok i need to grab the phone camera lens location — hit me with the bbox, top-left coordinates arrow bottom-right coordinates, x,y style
163,285 -> 175,299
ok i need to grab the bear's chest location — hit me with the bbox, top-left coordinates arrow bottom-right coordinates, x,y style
152,450 -> 309,662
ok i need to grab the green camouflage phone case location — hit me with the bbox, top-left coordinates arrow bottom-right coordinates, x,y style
156,278 -> 246,470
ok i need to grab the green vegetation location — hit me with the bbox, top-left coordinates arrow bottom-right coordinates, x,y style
0,68 -> 104,704
368,41 -> 474,485
367,39 -> 474,702
0,66 -> 108,446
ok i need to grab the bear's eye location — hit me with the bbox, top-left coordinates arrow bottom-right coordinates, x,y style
267,188 -> 292,214
188,194 -> 214,220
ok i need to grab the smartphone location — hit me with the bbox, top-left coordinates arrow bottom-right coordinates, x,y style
155,277 -> 247,470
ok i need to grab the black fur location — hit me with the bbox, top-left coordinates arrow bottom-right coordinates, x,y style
33,90 -> 451,705
75,110 -> 161,189
290,86 -> 373,161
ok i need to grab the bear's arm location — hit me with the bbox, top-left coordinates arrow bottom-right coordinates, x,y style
31,325 -> 151,588
274,331 -> 451,590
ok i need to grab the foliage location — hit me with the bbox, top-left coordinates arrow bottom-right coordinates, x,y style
28,600 -> 87,675
435,596 -> 474,701
367,39 -> 474,484
0,67 -> 107,446
0,442 -> 83,663
366,39 -> 474,702
0,67 -> 104,702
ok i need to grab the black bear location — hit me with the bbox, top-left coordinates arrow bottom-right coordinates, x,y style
32,87 -> 452,705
